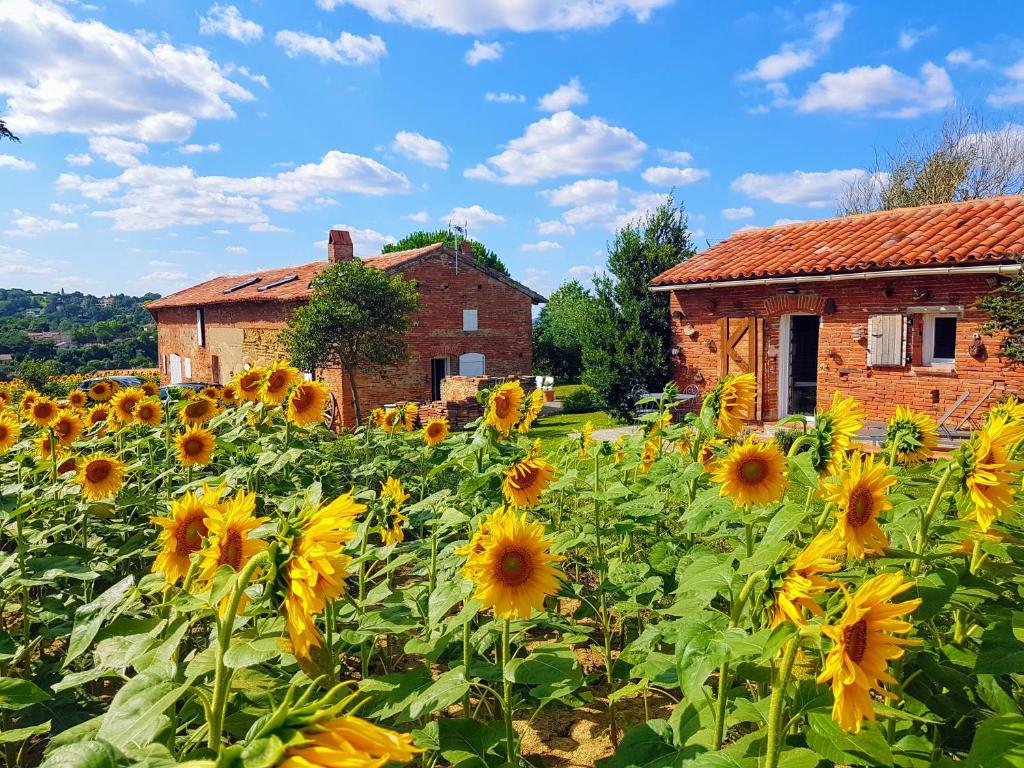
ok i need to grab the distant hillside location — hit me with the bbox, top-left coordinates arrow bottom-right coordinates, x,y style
0,288 -> 159,378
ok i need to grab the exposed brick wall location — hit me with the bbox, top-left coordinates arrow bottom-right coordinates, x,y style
668,274 -> 1024,425
152,251 -> 536,428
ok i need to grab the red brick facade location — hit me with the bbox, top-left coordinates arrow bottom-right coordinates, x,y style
666,273 -> 1024,424
150,245 -> 540,428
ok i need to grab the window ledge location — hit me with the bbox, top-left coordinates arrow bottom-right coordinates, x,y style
911,365 -> 957,377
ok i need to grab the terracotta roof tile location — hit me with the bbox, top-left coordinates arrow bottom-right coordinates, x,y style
652,196 -> 1024,287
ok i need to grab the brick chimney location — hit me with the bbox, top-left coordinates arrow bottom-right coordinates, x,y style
460,239 -> 474,257
327,229 -> 354,262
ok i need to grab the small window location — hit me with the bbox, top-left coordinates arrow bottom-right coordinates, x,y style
923,314 -> 957,366
463,309 -> 478,332
459,352 -> 485,377
184,357 -> 192,380
196,308 -> 206,348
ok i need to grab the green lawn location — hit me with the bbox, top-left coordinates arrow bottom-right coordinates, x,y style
531,409 -> 617,453
553,383 -> 586,399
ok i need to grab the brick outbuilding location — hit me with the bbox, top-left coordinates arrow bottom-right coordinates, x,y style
146,231 -> 545,427
650,196 -> 1024,426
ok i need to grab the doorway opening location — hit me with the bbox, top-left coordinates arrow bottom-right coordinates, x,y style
779,314 -> 820,416
430,357 -> 450,401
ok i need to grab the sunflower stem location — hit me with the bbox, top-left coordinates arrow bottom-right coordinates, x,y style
910,463 -> 954,578
764,638 -> 800,768
462,614 -> 472,716
501,617 -> 518,767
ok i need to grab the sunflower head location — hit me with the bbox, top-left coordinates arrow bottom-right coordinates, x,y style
402,403 -> 419,431
200,385 -> 221,400
641,437 -> 661,474
613,435 -> 627,463
35,433 -> 56,460
220,384 -> 239,406
579,421 -> 595,458
273,710 -> 424,768
882,405 -> 939,465
0,412 -> 21,453
822,451 -> 896,559
197,490 -> 269,594
77,454 -> 126,501
502,455 -> 557,508
87,381 -> 114,402
809,392 -> 867,476
176,424 -> 216,467
423,417 -> 450,446
87,404 -> 110,427
67,389 -> 88,408
235,367 -> 266,402
955,414 -> 1024,532
141,381 -> 160,397
380,477 -> 410,511
133,397 -> 163,426
288,380 -> 330,426
518,388 -> 546,434
485,381 -> 524,436
179,395 -> 218,425
150,489 -> 214,584
28,396 -> 58,428
711,435 -> 788,508
703,373 -> 756,437
110,386 -> 146,425
51,408 -> 84,445
772,528 -> 845,627
262,361 -> 302,405
380,408 -> 403,434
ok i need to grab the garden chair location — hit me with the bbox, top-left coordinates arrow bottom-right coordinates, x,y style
936,389 -> 971,438
954,383 -> 1000,432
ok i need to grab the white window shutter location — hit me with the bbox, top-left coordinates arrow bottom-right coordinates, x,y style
868,314 -> 905,366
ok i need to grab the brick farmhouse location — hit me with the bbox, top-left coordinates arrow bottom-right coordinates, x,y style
650,196 -> 1024,426
146,230 -> 545,427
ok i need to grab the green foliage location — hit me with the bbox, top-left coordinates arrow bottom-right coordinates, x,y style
532,281 -> 600,381
560,385 -> 600,413
281,259 -> 420,421
583,194 -> 695,420
977,262 -> 1024,364
0,115 -> 18,143
383,230 -> 509,276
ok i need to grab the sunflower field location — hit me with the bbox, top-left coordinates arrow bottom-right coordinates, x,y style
3,364 -> 1024,768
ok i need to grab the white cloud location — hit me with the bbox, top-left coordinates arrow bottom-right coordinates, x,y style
50,202 -> 84,214
275,29 -> 387,65
485,92 -> 525,104
542,178 -> 620,206
213,229 -> 231,235
313,0 -> 673,34
468,111 -> 646,185
224,246 -> 247,255
657,148 -> 693,164
249,222 -> 291,232
520,240 -> 563,252
404,211 -> 430,222
137,269 -> 190,285
180,143 -> 221,154
537,219 -> 575,236
743,3 -> 850,82
641,166 -> 710,186
199,4 -> 263,43
897,26 -> 934,51
538,77 -> 587,112
731,168 -> 870,207
0,0 -> 253,141
65,153 -> 93,166
798,62 -> 954,118
331,224 -> 397,255
567,264 -> 607,284
773,218 -> 805,226
148,259 -> 181,268
6,212 -> 79,237
722,206 -> 754,220
56,149 -> 411,230
392,131 -> 449,169
441,205 -> 505,228
465,40 -> 502,65
89,136 -> 147,167
945,48 -> 988,69
563,202 -> 619,227
989,59 -> 1024,107
0,154 -> 36,171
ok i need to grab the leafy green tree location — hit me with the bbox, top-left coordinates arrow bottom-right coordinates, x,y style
0,115 -> 18,143
281,259 -> 420,423
583,195 -> 695,421
383,230 -> 509,276
532,281 -> 600,381
977,262 -> 1024,364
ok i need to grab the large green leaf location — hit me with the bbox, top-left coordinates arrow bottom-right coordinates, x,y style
804,713 -> 892,767
223,637 -> 283,669
437,717 -> 503,768
595,720 -> 682,768
95,671 -> 187,751
64,576 -> 135,668
38,741 -> 122,768
976,613 -> 1024,674
965,714 -> 1024,768
0,676 -> 50,711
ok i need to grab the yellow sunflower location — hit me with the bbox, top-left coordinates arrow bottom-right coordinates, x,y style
235,367 -> 266,402
579,420 -> 594,458
822,451 -> 895,559
773,529 -> 845,626
958,414 -> 1024,532
503,456 -> 557,508
0,387 -> 9,408
0,413 -> 21,453
460,507 -> 564,620
179,395 -> 218,425
379,476 -> 410,544
67,389 -> 88,409
518,388 -> 546,434
711,436 -> 788,508
150,485 -> 225,584
135,397 -> 163,426
87,380 -> 115,402
810,392 -> 867,476
199,385 -> 221,401
141,381 -> 160,397
262,361 -> 302,405
485,381 -> 524,436
87,405 -> 110,428
817,571 -> 921,733
379,408 -> 402,434
220,384 -> 239,406
288,380 -> 330,426
277,715 -> 424,768
27,396 -> 58,428
423,417 -> 450,446
51,408 -> 84,446
110,386 -> 146,425
883,405 -> 939,465
284,492 -> 364,659
613,435 -> 626,463
987,396 -> 1024,425
641,436 -> 661,473
707,372 -> 756,437
175,425 -> 216,467
402,403 -> 419,431
196,490 -> 269,594
76,455 -> 126,501
35,433 -> 57,461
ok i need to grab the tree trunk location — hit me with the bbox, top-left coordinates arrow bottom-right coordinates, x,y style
345,364 -> 363,425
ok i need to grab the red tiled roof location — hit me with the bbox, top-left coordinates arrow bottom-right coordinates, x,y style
146,242 -> 545,311
651,195 -> 1024,288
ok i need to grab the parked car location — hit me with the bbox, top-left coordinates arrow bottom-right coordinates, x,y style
159,383 -> 218,400
77,375 -> 142,392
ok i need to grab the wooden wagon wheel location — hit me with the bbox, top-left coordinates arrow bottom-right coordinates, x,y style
323,390 -> 339,429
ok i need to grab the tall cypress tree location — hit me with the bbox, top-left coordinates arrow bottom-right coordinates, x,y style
583,195 -> 695,421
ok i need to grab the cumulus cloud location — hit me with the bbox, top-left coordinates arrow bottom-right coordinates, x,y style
743,3 -> 850,82
722,206 -> 754,219
441,205 -> 505,228
897,26 -> 934,51
403,211 -> 430,222
224,245 -> 248,255
485,92 -> 525,104
731,168 -> 870,207
798,62 -> 954,118
392,131 -> 449,169
541,178 -> 620,207
0,0 -> 253,141
89,136 -> 148,167
641,166 -> 709,186
657,149 -> 693,164
249,222 -> 291,232
56,150 -> 411,230
520,240 -> 563,252
313,0 -> 673,34
65,153 -> 93,166
275,29 -> 387,65
0,154 -> 36,171
538,77 -> 587,112
199,4 -> 263,43
180,143 -> 221,154
946,48 -> 988,69
988,59 -> 1024,107
537,219 -> 575,236
466,111 -> 646,185
465,40 -> 502,65
6,212 -> 79,237
566,264 -> 607,284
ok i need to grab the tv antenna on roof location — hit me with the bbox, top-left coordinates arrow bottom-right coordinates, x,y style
448,221 -> 469,273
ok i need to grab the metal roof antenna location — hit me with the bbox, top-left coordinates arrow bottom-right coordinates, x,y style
449,220 -> 467,274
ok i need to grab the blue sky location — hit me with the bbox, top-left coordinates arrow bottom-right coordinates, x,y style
1,0 -> 1022,300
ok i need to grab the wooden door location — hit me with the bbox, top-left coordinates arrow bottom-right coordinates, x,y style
718,316 -> 763,420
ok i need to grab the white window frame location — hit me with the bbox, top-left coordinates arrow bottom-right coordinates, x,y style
196,308 -> 206,348
922,313 -> 958,367
462,308 -> 478,332
183,357 -> 193,380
